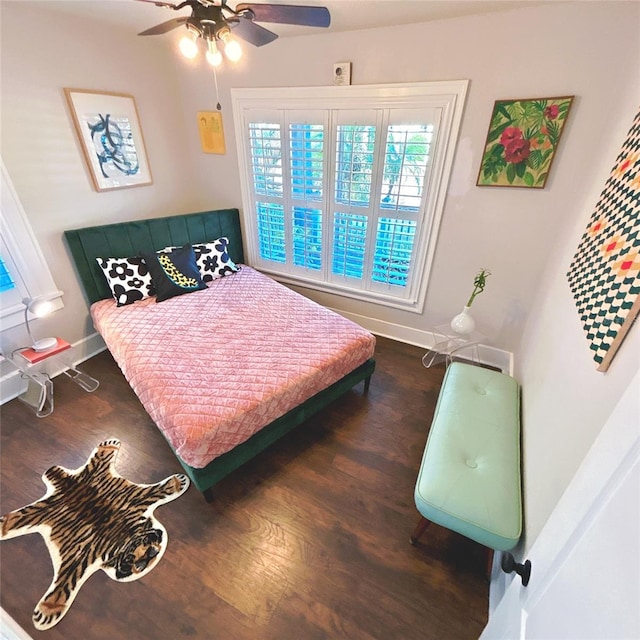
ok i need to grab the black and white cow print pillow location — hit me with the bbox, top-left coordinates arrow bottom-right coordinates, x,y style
163,237 -> 239,283
96,256 -> 155,307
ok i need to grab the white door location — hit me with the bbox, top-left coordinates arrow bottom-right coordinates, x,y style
481,371 -> 640,640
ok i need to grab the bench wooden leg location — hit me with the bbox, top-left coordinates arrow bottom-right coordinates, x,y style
486,547 -> 494,582
410,516 -> 431,544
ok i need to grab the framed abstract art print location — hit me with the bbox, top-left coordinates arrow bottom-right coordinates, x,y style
567,107 -> 640,371
64,89 -> 153,192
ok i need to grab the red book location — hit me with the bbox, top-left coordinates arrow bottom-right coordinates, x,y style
17,338 -> 71,364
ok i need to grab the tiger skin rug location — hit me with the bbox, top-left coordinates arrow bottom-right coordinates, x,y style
0,439 -> 189,630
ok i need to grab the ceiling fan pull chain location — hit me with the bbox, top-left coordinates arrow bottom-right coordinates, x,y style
213,66 -> 221,111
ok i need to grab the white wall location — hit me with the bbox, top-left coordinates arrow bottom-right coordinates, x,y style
1,0 -> 638,571
174,1 -> 640,354
516,114 -> 640,548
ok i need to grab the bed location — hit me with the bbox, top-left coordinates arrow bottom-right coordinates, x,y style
64,208 -> 376,500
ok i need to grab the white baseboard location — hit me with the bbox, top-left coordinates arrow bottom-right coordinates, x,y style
488,552 -> 511,614
329,308 -> 514,374
1,333 -> 106,405
0,608 -> 33,640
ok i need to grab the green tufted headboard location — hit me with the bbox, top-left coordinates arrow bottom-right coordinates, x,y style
64,209 -> 244,305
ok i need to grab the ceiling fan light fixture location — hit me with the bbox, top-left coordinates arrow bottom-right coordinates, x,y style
219,28 -> 242,62
225,39 -> 242,62
138,1 -> 332,68
179,30 -> 199,59
206,39 -> 223,66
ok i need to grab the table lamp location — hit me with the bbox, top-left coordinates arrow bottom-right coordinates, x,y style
23,291 -> 63,351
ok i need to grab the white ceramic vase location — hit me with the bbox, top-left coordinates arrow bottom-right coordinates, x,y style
450,305 -> 475,335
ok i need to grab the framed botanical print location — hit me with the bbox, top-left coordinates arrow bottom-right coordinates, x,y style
477,96 -> 574,188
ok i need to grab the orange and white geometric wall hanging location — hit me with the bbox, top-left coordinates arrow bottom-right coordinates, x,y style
567,107 -> 640,371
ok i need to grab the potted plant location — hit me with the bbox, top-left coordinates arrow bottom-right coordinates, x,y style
451,268 -> 491,335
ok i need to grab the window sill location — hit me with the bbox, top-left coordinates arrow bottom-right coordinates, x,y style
261,268 -> 424,314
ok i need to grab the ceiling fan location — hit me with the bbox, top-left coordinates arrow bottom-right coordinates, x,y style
137,0 -> 331,66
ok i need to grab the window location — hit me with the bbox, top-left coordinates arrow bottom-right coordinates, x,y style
0,241 -> 25,316
0,256 -> 16,293
232,81 -> 468,312
1,159 -> 63,331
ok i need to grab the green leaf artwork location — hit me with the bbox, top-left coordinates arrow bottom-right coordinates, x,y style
477,96 -> 574,188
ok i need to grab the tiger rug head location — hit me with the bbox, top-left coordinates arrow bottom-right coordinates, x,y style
0,439 -> 189,630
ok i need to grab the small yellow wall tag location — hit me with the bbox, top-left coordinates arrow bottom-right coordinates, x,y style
197,111 -> 226,154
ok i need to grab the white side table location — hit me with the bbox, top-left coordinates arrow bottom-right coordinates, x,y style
9,338 -> 99,417
422,323 -> 485,369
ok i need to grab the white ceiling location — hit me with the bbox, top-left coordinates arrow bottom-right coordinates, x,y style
14,0 -> 553,39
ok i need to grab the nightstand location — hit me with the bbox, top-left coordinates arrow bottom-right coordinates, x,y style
10,339 -> 99,417
422,323 -> 485,369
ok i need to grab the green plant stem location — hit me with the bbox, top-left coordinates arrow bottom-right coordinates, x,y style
466,268 -> 491,307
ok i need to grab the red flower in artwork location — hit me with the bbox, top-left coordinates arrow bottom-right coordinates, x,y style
500,127 -> 523,146
504,137 -> 531,164
544,105 -> 559,119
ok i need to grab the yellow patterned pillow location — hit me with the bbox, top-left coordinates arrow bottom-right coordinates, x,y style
142,244 -> 206,302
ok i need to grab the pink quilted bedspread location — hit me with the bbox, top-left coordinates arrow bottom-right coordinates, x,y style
91,267 -> 375,468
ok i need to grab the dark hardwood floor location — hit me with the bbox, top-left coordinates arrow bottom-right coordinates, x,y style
0,337 -> 488,639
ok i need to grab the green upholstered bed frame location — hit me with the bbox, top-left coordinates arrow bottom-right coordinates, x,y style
64,209 -> 375,500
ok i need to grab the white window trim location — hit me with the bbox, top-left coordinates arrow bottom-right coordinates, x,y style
232,80 -> 468,313
1,158 -> 63,331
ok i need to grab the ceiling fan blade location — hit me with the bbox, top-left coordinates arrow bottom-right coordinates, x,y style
135,0 -> 180,8
230,16 -> 279,47
138,16 -> 189,35
235,4 -> 330,28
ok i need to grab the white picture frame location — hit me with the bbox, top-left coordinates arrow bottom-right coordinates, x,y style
64,88 -> 153,192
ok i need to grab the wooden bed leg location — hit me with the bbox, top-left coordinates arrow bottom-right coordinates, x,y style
486,547 -> 495,582
410,516 -> 431,544
364,374 -> 372,393
202,488 -> 214,503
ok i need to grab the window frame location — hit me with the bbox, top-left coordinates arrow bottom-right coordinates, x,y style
1,159 -> 63,332
232,81 -> 468,313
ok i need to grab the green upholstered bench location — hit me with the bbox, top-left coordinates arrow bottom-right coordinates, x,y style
410,362 -> 522,572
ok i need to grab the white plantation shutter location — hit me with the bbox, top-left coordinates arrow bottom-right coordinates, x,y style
368,109 -> 440,298
372,217 -> 417,287
329,110 -> 379,288
287,113 -> 327,275
247,111 -> 329,278
249,121 -> 283,198
380,123 -> 435,211
334,120 -> 377,208
248,116 -> 286,264
233,82 -> 467,312
290,122 -> 324,202
292,206 -> 322,270
332,211 -> 368,280
256,202 -> 286,263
